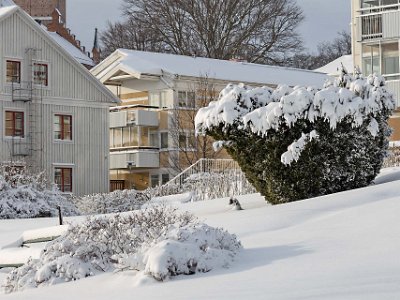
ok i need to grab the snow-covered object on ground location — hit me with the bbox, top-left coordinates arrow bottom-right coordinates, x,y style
3,205 -> 241,293
72,189 -> 149,215
195,71 -> 395,203
0,166 -> 78,219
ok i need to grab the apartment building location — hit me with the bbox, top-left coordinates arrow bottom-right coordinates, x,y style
0,3 -> 118,196
91,49 -> 328,190
351,0 -> 400,139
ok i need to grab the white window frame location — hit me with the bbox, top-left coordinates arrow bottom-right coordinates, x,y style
32,60 -> 50,88
53,113 -> 74,143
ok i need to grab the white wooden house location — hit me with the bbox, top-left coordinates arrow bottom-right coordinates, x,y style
0,3 -> 118,196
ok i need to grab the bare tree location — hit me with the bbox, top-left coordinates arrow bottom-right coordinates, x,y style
100,19 -> 167,58
169,75 -> 223,172
287,30 -> 352,70
101,0 -> 304,65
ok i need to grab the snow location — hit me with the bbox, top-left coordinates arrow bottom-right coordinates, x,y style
0,2 -> 16,19
46,31 -> 94,67
281,130 -> 319,165
315,55 -> 354,76
98,49 -> 328,87
195,74 -> 395,142
1,167 -> 400,298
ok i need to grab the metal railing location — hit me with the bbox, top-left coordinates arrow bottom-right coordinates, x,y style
360,14 -> 383,40
159,158 -> 256,200
165,158 -> 242,186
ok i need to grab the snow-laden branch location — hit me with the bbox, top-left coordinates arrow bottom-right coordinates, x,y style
281,130 -> 319,165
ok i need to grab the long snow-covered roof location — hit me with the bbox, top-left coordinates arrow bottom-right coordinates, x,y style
315,55 -> 354,76
96,49 -> 329,87
47,31 -> 94,67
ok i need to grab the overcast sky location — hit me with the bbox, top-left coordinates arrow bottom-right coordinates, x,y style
67,0 -> 351,54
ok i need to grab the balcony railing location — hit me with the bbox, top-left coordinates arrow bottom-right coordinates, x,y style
110,150 -> 159,169
360,14 -> 383,40
110,109 -> 159,128
358,3 -> 400,41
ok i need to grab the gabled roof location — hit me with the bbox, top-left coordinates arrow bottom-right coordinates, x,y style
0,3 -> 118,104
315,55 -> 354,76
92,49 -> 329,87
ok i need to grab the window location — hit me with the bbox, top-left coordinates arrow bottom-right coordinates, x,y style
33,63 -> 48,86
178,132 -> 196,150
177,91 -> 196,108
149,131 -> 159,148
5,111 -> 24,137
160,132 -> 169,149
149,91 -> 167,108
55,168 -> 72,192
54,115 -> 72,140
6,60 -> 21,83
362,44 -> 380,75
161,174 -> 169,184
151,174 -> 159,187
382,43 -> 399,75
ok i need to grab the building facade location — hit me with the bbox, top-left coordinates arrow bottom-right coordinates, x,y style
0,4 -> 118,196
351,0 -> 400,139
91,49 -> 328,191
13,0 -> 66,26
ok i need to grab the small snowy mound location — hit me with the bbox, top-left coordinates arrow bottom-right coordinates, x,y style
0,166 -> 78,219
3,206 -> 241,293
73,189 -> 149,215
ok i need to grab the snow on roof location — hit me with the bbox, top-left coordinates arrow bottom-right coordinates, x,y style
0,0 -> 15,7
0,2 -> 17,19
110,49 -> 328,87
47,31 -> 94,67
315,55 -> 354,76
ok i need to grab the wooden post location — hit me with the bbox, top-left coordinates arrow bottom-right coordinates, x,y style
57,205 -> 63,225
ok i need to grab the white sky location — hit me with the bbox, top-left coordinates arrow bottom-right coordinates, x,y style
67,0 -> 351,54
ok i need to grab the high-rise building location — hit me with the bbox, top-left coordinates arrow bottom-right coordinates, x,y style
351,0 -> 400,139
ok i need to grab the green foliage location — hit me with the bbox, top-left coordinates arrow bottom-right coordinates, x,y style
197,74 -> 394,204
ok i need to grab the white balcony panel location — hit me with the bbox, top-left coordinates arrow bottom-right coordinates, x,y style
110,151 -> 159,169
110,111 -> 127,128
383,11 -> 400,38
136,110 -> 159,127
386,80 -> 400,107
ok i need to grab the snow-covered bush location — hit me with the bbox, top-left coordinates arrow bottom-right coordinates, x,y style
72,189 -> 150,215
0,164 -> 78,219
146,171 -> 255,202
195,70 -> 395,204
383,146 -> 400,168
4,205 -> 241,293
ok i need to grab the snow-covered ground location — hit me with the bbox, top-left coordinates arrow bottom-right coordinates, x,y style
1,168 -> 400,299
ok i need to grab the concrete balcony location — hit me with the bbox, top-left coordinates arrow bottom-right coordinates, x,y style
110,109 -> 159,128
110,150 -> 159,169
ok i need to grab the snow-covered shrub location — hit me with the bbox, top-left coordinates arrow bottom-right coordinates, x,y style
195,69 -> 395,204
72,189 -> 150,215
146,171 -> 255,202
0,164 -> 78,219
383,146 -> 400,168
4,205 -> 241,293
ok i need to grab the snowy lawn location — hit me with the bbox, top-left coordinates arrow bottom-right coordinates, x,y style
1,168 -> 400,299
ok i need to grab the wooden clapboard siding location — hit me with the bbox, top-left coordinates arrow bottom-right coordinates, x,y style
0,7 -> 115,196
